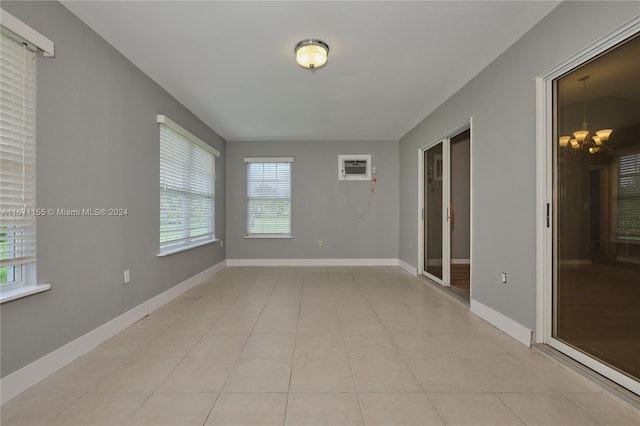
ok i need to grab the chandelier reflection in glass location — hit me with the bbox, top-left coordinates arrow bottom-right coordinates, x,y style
558,75 -> 613,154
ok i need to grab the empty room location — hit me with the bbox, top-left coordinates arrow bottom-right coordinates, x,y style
1,1 -> 639,425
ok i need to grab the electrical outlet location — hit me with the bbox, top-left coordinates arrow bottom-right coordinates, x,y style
220,240 -> 224,248
318,239 -> 324,247
124,269 -> 130,284
501,272 -> 507,284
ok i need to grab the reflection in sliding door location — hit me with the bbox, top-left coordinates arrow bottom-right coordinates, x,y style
554,33 -> 640,384
424,142 -> 444,281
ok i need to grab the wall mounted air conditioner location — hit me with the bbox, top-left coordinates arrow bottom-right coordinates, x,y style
338,154 -> 371,181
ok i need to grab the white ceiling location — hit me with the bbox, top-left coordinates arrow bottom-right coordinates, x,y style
61,1 -> 560,142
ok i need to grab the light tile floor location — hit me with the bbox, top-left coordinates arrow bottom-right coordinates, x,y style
2,266 -> 639,426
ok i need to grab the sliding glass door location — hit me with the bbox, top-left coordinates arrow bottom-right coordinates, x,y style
552,32 -> 640,391
424,140 -> 450,285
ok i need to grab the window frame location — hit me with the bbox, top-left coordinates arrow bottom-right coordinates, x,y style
244,157 -> 294,238
157,115 -> 220,256
616,149 -> 640,243
0,11 -> 53,303
1,265 -> 23,292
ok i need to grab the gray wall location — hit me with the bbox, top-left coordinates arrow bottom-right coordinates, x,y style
1,1 -> 226,377
399,1 -> 639,330
226,140 -> 399,259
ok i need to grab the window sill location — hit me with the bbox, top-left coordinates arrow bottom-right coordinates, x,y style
157,239 -> 219,257
0,284 -> 51,304
244,235 -> 293,239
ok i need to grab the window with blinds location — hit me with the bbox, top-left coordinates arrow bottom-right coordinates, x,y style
0,32 -> 37,287
245,158 -> 293,236
158,116 -> 218,255
617,152 -> 640,242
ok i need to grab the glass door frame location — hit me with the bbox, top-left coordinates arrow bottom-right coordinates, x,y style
418,120 -> 471,288
420,139 -> 451,286
535,16 -> 640,396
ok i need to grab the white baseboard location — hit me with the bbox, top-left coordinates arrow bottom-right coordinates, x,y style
398,260 -> 417,276
470,299 -> 533,347
0,261 -> 226,405
226,258 -> 399,267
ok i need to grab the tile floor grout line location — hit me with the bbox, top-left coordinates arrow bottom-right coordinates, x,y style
37,390 -> 86,426
374,269 -> 448,425
124,276 -> 244,425
283,275 -> 303,426
346,268 -> 374,426
217,274 -> 274,395
492,391 -> 528,426
198,392 -> 221,426
148,279 -> 244,404
424,391 -> 450,426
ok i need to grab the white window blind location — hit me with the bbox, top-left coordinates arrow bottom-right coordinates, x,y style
159,117 -> 217,254
0,32 -> 37,276
245,157 -> 293,236
617,152 -> 640,242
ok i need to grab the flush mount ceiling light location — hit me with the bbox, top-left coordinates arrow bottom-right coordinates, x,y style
294,39 -> 329,71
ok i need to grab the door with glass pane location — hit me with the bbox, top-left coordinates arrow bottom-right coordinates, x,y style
424,140 -> 450,286
552,32 -> 640,391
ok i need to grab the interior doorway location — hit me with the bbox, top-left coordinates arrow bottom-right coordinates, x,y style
420,121 -> 472,300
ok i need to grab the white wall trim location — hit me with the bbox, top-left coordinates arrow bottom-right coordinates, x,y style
243,157 -> 294,163
226,258 -> 399,267
417,144 -> 425,275
0,261 -> 226,405
470,299 -> 533,347
157,114 -> 220,157
398,259 -> 417,276
0,9 -> 55,57
535,72 -> 552,345
469,116 -> 474,299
